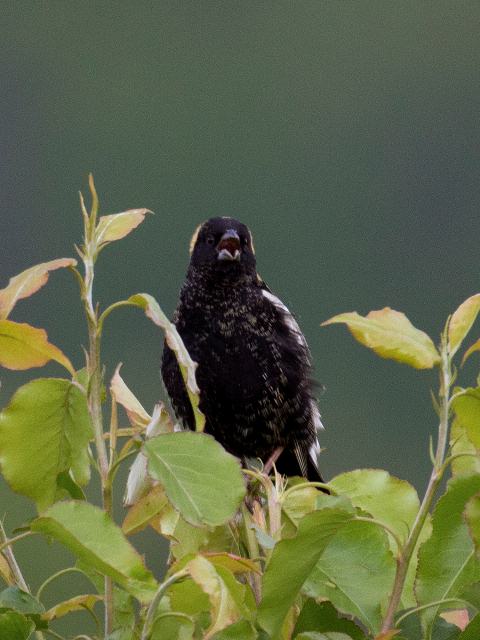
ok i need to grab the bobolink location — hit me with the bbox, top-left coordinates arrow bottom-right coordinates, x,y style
161,217 -> 325,482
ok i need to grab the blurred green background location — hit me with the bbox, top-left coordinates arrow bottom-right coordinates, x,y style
1,1 -> 480,634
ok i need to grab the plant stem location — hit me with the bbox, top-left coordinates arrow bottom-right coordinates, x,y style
0,530 -> 35,554
0,521 -> 29,591
86,314 -> 109,480
80,208 -> 115,638
241,503 -> 262,604
0,522 -> 46,640
140,570 -> 188,640
380,336 -> 452,633
107,448 -> 139,480
85,297 -> 114,636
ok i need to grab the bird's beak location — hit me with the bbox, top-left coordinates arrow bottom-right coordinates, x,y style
216,229 -> 241,261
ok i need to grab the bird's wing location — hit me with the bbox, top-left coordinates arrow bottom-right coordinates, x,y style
258,280 -> 308,351
258,279 -> 325,435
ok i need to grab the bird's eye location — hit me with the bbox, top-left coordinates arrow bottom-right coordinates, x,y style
206,234 -> 215,245
241,236 -> 248,247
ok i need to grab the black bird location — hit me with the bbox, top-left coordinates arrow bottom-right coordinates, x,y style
161,217 -> 325,482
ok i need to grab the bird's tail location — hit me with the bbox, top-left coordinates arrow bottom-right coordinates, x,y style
275,446 -> 329,491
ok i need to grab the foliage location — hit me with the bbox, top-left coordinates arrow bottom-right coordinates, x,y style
0,176 -> 480,639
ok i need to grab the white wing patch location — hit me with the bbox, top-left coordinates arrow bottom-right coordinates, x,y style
309,403 -> 324,469
311,400 -> 324,431
309,435 -> 321,467
261,289 -> 307,349
262,287 -> 325,475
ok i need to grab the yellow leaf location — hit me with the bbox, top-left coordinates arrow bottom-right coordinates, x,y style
0,258 -> 77,319
462,337 -> 480,366
122,485 -> 168,535
187,556 -> 244,638
42,594 -> 103,621
201,552 -> 261,575
95,209 -> 152,245
322,307 -> 440,369
449,294 -> 480,356
0,320 -> 74,374
0,552 -> 14,585
110,364 -> 151,428
128,293 -> 205,431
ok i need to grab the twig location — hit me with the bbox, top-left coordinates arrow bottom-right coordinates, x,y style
141,570 -> 188,640
380,333 -> 452,633
0,530 -> 35,554
0,521 -> 29,591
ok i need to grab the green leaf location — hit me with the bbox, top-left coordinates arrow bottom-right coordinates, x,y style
293,600 -> 366,639
450,419 -> 480,477
145,432 -> 246,527
31,501 -> 157,603
0,379 -> 93,510
452,388 -> 480,450
295,633 -> 356,640
168,579 -> 210,617
0,258 -> 77,320
416,474 -> 480,638
459,614 -> 480,639
0,611 -> 34,640
95,209 -> 151,247
187,556 -> 251,638
128,293 -> 205,431
56,470 -> 87,501
449,294 -> 480,357
399,614 -> 462,640
0,320 -> 74,374
331,469 -> 420,546
282,482 -> 319,527
330,468 -> 428,609
464,494 -> 480,557
322,307 -> 440,369
211,619 -> 257,639
457,581 -> 480,610
402,515 -> 433,610
0,587 -> 44,615
109,586 -> 137,633
187,556 -> 251,639
441,610 -> 469,634
199,553 -> 260,576
303,520 -> 395,634
432,617 -> 463,640
106,631 -> 138,640
330,469 -> 427,609
257,507 -> 353,638
74,562 -> 136,632
155,500 -> 236,559
151,613 -> 194,640
169,553 -> 259,579
122,485 -> 169,535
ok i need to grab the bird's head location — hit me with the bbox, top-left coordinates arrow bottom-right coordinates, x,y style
188,217 -> 257,280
